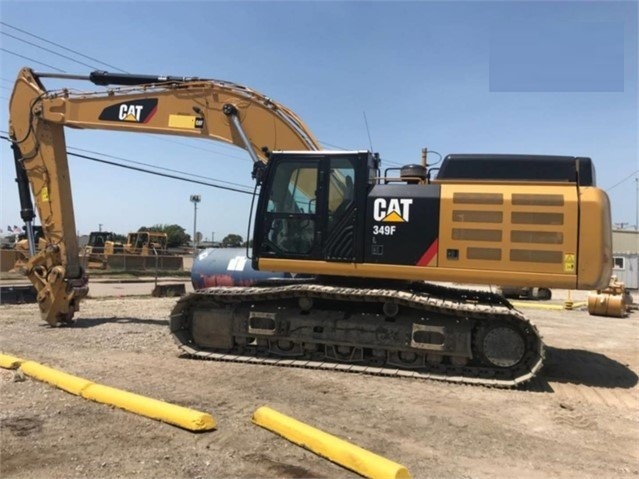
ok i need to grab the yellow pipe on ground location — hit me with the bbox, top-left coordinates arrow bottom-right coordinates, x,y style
83,383 -> 215,431
20,361 -> 93,395
0,353 -> 24,369
510,301 -> 586,310
252,406 -> 411,479
0,353 -> 215,432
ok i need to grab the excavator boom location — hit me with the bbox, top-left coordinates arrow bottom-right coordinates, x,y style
9,67 -> 319,325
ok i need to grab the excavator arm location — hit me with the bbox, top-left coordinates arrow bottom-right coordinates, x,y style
9,67 -> 320,325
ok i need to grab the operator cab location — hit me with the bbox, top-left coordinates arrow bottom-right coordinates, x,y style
253,151 -> 378,266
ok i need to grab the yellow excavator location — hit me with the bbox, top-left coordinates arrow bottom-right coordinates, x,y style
9,67 -> 612,387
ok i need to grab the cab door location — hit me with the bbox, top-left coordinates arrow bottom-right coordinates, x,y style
254,152 -> 367,264
256,157 -> 322,259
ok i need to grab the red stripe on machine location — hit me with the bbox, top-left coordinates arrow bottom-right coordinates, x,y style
143,106 -> 158,123
417,239 -> 438,267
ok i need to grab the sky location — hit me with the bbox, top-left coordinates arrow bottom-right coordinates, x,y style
0,0 -> 637,242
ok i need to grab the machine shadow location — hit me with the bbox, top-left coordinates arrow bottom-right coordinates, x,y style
62,317 -> 169,328
525,346 -> 638,391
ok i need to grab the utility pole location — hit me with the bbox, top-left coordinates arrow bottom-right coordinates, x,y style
190,195 -> 201,254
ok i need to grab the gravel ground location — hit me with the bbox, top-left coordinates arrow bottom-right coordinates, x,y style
1,294 -> 637,479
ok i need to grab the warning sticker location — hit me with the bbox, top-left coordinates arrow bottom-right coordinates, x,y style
168,114 -> 204,129
564,253 -> 576,273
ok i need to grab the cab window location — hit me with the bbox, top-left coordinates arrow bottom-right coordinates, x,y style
265,161 -> 318,255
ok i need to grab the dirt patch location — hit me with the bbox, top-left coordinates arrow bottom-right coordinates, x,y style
1,416 -> 43,437
1,297 -> 637,478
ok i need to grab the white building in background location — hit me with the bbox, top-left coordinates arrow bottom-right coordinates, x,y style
612,229 -> 639,290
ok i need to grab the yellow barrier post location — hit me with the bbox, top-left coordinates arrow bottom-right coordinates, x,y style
564,290 -> 574,310
20,361 -> 94,395
0,353 -> 24,369
252,406 -> 411,479
82,384 -> 216,431
0,353 -> 216,432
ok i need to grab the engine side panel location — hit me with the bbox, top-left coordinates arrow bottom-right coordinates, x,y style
364,184 -> 441,265
437,183 -> 579,279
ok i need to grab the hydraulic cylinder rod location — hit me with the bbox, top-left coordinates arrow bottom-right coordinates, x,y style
34,71 -> 213,86
222,103 -> 262,165
12,141 -> 36,256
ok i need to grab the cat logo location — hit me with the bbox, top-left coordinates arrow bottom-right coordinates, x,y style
98,99 -> 158,124
119,104 -> 144,121
373,198 -> 413,222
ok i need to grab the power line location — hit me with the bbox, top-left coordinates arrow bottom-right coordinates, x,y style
0,47 -> 65,72
1,31 -> 101,70
606,169 -> 639,192
1,27 -> 349,164
319,140 -> 348,150
0,21 -> 127,72
0,134 -> 254,195
1,26 -> 349,159
0,33 -> 254,163
67,145 -> 254,190
0,127 -> 252,190
148,136 -> 252,163
68,151 -> 254,195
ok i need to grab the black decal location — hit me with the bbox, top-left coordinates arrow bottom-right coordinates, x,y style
98,98 -> 159,123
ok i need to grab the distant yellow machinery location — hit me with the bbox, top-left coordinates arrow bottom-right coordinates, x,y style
83,230 -> 178,270
125,231 -> 169,255
83,231 -> 122,269
588,276 -> 635,317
